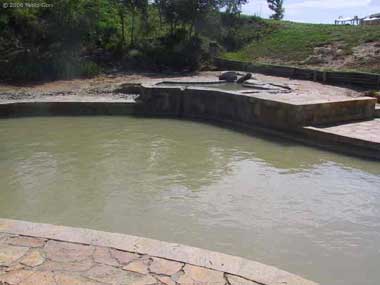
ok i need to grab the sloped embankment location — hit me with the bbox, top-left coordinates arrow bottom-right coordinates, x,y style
223,21 -> 380,74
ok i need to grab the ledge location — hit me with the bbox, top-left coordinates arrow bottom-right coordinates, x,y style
0,101 -> 136,117
0,98 -> 379,160
0,218 -> 318,285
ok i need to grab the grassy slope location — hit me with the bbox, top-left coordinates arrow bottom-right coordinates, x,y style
222,20 -> 380,73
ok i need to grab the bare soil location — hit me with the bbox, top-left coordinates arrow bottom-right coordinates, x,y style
0,71 -> 363,103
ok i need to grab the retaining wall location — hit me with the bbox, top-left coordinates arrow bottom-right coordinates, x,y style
1,88 -> 375,130
137,85 -> 376,130
0,101 -> 136,117
0,87 -> 378,159
214,58 -> 380,88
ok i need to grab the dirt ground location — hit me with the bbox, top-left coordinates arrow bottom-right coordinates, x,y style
257,42 -> 380,73
0,71 -> 363,103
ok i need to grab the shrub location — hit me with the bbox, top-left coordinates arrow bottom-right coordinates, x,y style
1,50 -> 101,82
124,32 -> 206,72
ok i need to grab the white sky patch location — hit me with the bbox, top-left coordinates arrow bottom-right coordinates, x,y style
242,0 -> 272,18
287,0 -> 372,9
242,0 -> 380,23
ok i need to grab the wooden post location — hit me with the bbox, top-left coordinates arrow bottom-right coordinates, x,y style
313,71 -> 318,81
322,72 -> 327,82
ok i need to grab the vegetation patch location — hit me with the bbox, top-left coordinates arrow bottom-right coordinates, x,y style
2,0 -> 379,81
0,0 -> 252,82
223,21 -> 380,74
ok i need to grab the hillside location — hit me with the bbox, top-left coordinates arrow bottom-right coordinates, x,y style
222,20 -> 380,74
2,1 -> 380,82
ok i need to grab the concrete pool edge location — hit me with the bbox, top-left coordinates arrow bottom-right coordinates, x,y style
135,84 -> 379,159
0,100 -> 379,160
0,218 -> 318,285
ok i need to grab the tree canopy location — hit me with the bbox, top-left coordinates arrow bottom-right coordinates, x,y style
267,0 -> 284,20
0,0 -> 251,81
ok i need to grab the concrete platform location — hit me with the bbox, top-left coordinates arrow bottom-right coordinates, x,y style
0,219 -> 317,285
303,119 -> 380,152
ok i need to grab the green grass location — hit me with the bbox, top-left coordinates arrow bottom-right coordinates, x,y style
222,20 -> 380,73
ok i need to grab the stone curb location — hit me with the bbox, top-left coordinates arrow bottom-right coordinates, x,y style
0,218 -> 318,285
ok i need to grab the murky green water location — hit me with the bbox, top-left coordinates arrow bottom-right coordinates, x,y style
0,117 -> 379,285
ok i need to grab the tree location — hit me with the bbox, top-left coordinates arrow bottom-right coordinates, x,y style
267,0 -> 284,20
116,0 -> 148,47
125,0 -> 148,46
156,0 -> 247,37
223,0 -> 248,15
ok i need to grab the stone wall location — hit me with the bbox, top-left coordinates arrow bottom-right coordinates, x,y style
138,85 -> 376,131
182,88 -> 295,129
135,86 -> 183,117
0,90 -> 378,158
0,102 -> 136,117
0,87 -> 376,132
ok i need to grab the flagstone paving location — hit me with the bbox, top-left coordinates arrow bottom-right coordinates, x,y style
0,232 -> 264,285
0,219 -> 318,285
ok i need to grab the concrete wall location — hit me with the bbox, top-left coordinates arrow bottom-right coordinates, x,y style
182,88 -> 296,129
138,85 -> 376,131
0,87 -> 375,132
0,89 -> 378,159
0,102 -> 136,118
135,86 -> 183,117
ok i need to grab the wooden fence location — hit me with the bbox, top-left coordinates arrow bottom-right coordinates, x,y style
214,58 -> 380,89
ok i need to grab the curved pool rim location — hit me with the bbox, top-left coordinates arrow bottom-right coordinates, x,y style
0,95 -> 378,161
0,218 -> 318,285
0,100 -> 378,285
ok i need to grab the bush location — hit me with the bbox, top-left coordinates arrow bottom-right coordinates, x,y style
124,32 -> 206,72
80,61 -> 103,78
1,50 -> 101,82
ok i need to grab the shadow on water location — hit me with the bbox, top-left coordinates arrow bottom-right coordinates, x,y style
140,116 -> 380,175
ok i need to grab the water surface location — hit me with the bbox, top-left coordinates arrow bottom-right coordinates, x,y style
0,117 -> 379,285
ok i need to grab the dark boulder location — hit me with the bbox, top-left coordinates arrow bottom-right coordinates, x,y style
219,71 -> 238,82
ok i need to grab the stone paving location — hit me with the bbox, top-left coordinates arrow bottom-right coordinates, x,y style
0,233 -> 257,285
0,219 -> 317,285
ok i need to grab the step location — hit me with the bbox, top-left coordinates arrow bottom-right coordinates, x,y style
375,104 -> 380,118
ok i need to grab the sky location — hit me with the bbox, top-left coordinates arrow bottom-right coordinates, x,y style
241,0 -> 380,23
